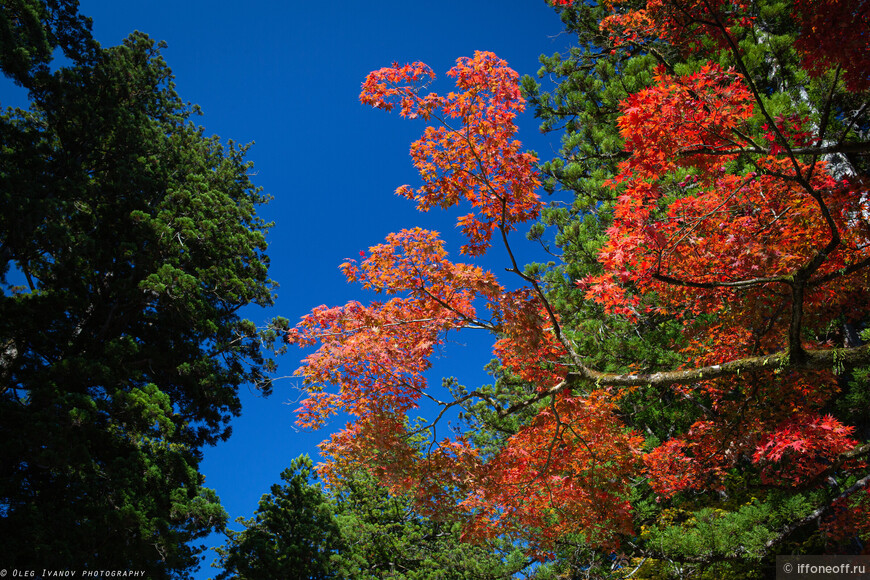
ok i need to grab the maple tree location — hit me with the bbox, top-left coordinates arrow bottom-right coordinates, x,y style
287,0 -> 870,576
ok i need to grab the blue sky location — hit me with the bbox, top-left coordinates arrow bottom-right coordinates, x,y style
3,1 -> 574,575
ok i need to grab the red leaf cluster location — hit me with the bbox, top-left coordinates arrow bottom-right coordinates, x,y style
754,414 -> 858,485
360,52 -> 542,255
462,390 -> 642,550
793,0 -> 870,92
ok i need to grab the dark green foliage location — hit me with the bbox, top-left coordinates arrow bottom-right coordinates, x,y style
214,455 -> 343,580
0,0 -> 96,88
0,4 -> 283,576
330,469 -> 525,579
215,458 -> 526,580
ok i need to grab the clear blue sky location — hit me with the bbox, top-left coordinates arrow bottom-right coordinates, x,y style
5,1 -> 574,575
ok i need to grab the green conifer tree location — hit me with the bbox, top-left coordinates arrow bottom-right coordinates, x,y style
0,3 -> 284,576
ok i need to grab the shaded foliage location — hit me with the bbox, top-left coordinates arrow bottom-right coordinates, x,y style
215,456 -> 525,579
0,3 -> 284,576
215,456 -> 343,580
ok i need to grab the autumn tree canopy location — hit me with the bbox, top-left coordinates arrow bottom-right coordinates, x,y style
287,0 -> 870,576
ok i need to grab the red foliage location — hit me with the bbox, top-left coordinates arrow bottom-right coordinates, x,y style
754,414 -> 858,485
291,54 -> 625,553
582,64 -> 870,327
288,0 -> 870,554
821,484 -> 870,552
644,434 -> 711,498
793,0 -> 870,91
578,23 -> 870,509
594,0 -> 869,92
462,390 -> 642,550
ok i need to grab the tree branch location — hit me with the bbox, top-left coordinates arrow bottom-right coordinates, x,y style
678,141 -> 870,158
762,472 -> 870,553
513,344 -> 870,408
652,272 -> 790,291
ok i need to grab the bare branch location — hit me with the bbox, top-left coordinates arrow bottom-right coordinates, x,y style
652,272 -> 790,290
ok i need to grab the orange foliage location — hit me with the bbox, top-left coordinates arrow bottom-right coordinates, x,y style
492,289 -> 568,386
288,54 -> 631,553
360,51 -> 542,255
288,228 -> 501,429
599,0 -> 753,50
462,391 -> 642,551
316,415 -> 483,520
